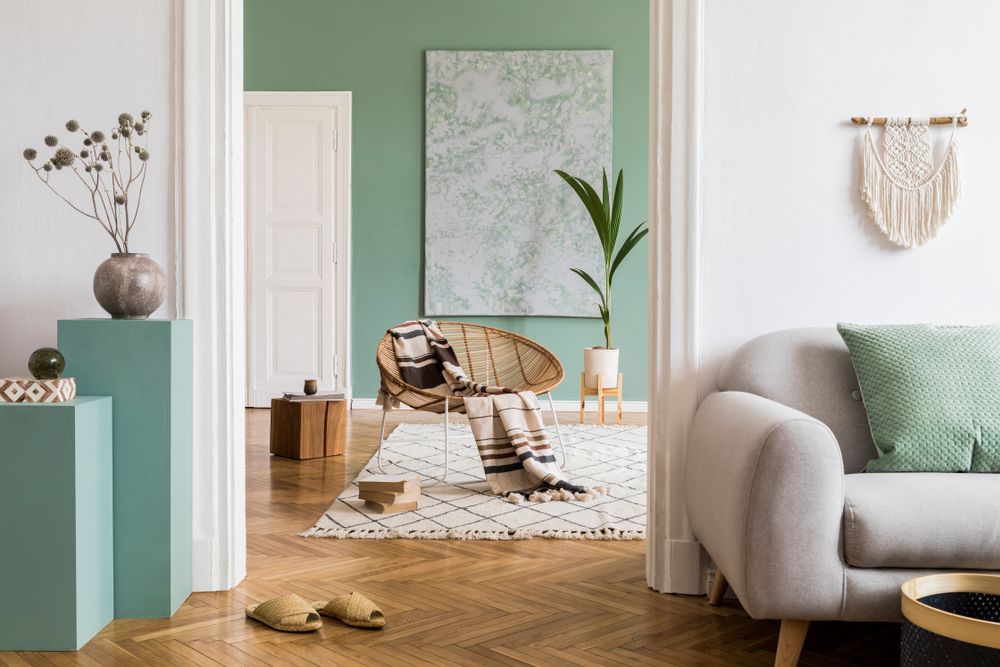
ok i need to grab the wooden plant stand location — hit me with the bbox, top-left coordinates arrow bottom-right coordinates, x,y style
579,372 -> 623,425
270,398 -> 346,460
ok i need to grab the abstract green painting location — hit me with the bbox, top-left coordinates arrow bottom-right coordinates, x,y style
425,50 -> 613,316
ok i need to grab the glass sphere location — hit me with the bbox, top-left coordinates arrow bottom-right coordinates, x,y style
28,347 -> 65,380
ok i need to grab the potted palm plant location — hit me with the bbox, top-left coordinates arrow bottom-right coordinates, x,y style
555,167 -> 647,389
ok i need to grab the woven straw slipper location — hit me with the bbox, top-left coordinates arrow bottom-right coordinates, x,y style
245,594 -> 323,632
313,592 -> 386,628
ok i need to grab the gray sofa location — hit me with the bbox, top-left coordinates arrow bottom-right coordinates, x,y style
685,328 -> 1000,665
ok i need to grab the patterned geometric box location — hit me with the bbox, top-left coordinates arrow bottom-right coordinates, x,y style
0,377 -> 76,403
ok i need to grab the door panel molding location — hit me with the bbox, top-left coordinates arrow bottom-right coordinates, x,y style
267,287 -> 322,378
266,223 -> 324,280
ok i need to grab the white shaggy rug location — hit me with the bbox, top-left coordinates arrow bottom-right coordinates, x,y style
302,422 -> 646,540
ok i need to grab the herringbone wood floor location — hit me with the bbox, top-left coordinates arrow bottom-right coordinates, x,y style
3,409 -> 898,666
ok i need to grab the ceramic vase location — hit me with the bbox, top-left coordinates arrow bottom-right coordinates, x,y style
93,253 -> 166,320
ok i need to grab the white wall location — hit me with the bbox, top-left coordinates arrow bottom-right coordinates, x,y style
0,0 -> 244,593
0,0 -> 176,377
699,0 -> 1000,386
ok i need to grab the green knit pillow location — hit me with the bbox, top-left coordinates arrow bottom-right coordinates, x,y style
837,323 -> 1000,473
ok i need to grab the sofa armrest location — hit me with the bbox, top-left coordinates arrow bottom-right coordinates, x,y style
685,391 -> 846,620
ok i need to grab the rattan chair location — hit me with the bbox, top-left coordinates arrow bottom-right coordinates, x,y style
375,321 -> 566,478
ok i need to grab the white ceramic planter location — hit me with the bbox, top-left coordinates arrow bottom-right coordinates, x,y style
583,347 -> 620,389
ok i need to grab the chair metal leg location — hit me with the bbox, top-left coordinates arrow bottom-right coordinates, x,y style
443,399 -> 450,481
546,392 -> 567,467
376,409 -> 388,473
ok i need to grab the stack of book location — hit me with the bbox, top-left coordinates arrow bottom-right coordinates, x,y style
358,474 -> 421,513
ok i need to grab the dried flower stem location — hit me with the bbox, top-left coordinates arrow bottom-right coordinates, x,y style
31,168 -> 100,222
23,112 -> 152,252
69,166 -> 116,237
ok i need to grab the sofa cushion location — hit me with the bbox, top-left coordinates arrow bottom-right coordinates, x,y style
843,473 -> 1000,569
837,323 -> 1000,472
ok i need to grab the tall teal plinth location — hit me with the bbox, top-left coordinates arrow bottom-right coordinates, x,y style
58,319 -> 193,618
0,398 -> 113,650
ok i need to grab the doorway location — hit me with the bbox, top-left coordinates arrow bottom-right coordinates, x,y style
244,92 -> 351,407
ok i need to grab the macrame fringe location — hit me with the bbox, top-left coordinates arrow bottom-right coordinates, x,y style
861,132 -> 960,248
300,525 -> 645,541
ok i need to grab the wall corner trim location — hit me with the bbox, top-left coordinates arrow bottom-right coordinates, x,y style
179,0 -> 247,592
645,0 -> 706,595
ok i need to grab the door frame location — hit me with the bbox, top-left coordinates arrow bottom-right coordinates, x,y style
190,0 -> 697,595
177,0 -> 247,592
646,0 -> 706,595
243,91 -> 352,405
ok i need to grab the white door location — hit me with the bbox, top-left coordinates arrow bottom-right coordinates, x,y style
245,93 -> 351,407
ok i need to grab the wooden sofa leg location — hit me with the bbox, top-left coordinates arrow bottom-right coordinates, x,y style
707,570 -> 728,605
775,619 -> 809,667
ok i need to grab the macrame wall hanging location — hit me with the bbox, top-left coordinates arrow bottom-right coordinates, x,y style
852,110 -> 967,248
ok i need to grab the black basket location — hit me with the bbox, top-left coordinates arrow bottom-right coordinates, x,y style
901,591 -> 1000,667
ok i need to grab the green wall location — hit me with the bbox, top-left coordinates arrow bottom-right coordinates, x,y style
245,0 -> 649,400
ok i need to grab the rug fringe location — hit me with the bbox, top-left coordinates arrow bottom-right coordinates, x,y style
299,526 -> 646,541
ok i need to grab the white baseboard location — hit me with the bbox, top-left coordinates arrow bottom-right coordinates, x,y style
192,537 -> 219,592
350,397 -> 648,413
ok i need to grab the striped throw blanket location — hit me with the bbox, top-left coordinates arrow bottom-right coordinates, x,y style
387,320 -> 604,502
464,392 -> 604,503
390,320 -> 510,397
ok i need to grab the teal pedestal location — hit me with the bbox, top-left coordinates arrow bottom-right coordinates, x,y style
58,320 -> 193,618
0,398 -> 113,650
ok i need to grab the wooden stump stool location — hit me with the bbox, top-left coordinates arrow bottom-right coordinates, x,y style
270,398 -> 346,460
579,372 -> 623,425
